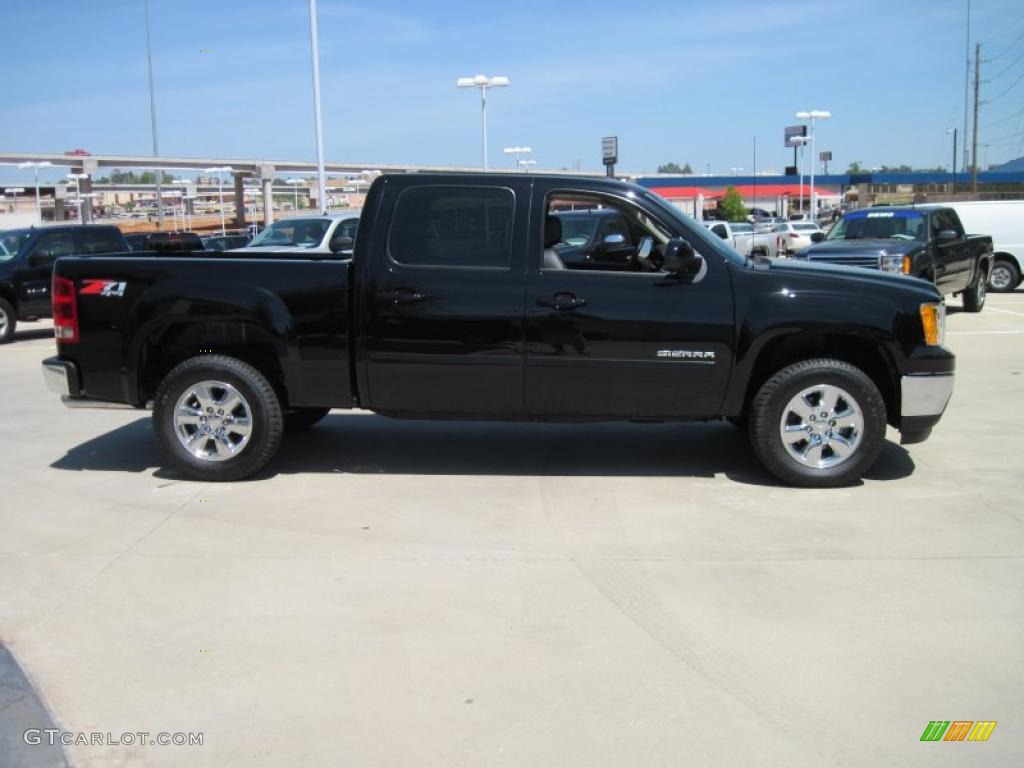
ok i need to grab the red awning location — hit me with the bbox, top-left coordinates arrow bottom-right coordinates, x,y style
651,183 -> 839,200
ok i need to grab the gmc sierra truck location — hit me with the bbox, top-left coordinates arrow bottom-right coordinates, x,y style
42,173 -> 956,487
794,206 -> 993,311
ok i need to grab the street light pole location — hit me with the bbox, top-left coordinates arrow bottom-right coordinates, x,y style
143,0 -> 164,227
4,188 -> 25,218
286,179 -> 303,212
457,75 -> 510,170
503,146 -> 532,170
67,173 -> 88,222
796,110 -> 831,223
205,166 -> 233,236
308,0 -> 328,214
947,128 -> 958,194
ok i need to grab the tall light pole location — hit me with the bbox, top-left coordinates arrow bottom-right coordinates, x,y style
18,161 -> 52,225
503,146 -> 531,169
143,0 -> 164,227
792,135 -> 809,217
79,192 -> 98,222
286,178 -> 304,212
796,110 -> 831,222
204,166 -> 233,235
456,74 -> 510,170
946,128 -> 958,193
67,173 -> 88,221
517,159 -> 537,173
308,0 -> 328,214
173,179 -> 191,230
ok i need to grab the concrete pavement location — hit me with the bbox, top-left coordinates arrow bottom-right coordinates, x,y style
1,296 -> 1022,767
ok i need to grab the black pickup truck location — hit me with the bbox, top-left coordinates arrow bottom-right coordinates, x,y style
0,224 -> 129,343
794,206 -> 993,311
42,174 -> 956,487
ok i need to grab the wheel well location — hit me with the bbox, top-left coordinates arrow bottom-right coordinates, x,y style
0,287 -> 16,308
993,252 -> 1021,270
740,333 -> 898,425
139,321 -> 287,405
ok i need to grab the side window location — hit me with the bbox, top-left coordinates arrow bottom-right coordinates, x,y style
710,223 -> 728,238
79,229 -> 125,254
28,232 -> 75,261
389,186 -> 514,268
543,192 -> 675,273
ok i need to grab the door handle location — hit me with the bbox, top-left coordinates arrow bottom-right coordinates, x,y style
537,292 -> 587,311
378,288 -> 426,305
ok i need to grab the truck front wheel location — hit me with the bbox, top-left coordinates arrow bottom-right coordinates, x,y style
153,355 -> 284,481
749,359 -> 887,487
962,268 -> 987,312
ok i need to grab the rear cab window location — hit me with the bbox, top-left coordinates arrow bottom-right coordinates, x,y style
387,186 -> 514,269
79,228 -> 126,254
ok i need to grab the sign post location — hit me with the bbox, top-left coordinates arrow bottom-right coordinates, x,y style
602,136 -> 618,178
785,125 -> 807,172
819,150 -> 833,175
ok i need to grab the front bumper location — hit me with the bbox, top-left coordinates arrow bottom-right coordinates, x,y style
899,373 -> 955,444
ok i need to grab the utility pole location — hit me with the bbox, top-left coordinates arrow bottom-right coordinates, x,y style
971,42 -> 980,193
963,0 -> 971,176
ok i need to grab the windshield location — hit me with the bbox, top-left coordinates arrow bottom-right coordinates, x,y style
826,210 -> 925,242
730,223 -> 753,233
0,229 -> 32,258
640,190 -> 746,266
249,218 -> 331,248
793,223 -> 819,232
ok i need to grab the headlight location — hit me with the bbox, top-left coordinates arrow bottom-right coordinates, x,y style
919,302 -> 946,346
880,252 -> 902,272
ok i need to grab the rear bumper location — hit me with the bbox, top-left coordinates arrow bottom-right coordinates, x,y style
899,372 -> 955,444
42,357 -> 79,397
42,357 -> 137,409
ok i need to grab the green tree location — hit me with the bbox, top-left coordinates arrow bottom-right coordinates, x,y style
847,161 -> 865,174
657,161 -> 693,174
720,186 -> 747,222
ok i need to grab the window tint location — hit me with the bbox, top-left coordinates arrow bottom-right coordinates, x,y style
29,231 -> 75,260
389,186 -> 513,268
80,228 -> 125,254
711,223 -> 728,238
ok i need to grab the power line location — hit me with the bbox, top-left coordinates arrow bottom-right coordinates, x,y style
987,48 -> 1024,80
989,29 -> 1024,61
985,69 -> 1024,103
985,128 -> 1024,145
984,105 -> 1024,129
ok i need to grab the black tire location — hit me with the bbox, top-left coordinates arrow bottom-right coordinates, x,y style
284,406 -> 331,430
0,297 -> 16,344
988,259 -> 1020,293
962,268 -> 987,313
749,358 -> 887,487
153,355 -> 283,481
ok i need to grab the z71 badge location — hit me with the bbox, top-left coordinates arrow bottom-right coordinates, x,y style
80,279 -> 127,297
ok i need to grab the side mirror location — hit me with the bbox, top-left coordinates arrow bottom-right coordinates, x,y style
330,235 -> 354,253
663,238 -> 703,279
936,229 -> 958,242
603,232 -> 626,245
810,232 -> 825,243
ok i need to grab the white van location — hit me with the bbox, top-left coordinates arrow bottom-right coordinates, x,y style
919,201 -> 1024,292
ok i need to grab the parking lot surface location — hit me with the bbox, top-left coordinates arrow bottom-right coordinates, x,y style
1,295 -> 1022,767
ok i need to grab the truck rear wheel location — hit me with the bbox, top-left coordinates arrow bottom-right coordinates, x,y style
153,355 -> 283,481
749,358 -> 886,487
988,259 -> 1020,293
0,298 -> 16,344
962,268 -> 987,312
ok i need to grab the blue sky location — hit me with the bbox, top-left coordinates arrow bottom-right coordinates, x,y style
2,0 -> 1023,179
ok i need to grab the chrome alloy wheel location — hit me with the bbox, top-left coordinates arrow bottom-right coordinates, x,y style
0,307 -> 8,336
989,264 -> 1013,291
779,384 -> 864,469
173,381 -> 253,462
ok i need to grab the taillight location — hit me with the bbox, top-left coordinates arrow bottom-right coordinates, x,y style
52,275 -> 79,343
789,233 -> 800,238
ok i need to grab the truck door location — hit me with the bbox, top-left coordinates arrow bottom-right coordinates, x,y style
359,181 -> 528,416
17,230 -> 75,316
525,187 -> 734,419
931,209 -> 971,292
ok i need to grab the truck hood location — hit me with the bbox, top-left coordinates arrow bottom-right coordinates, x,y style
762,255 -> 939,298
799,239 -> 922,258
